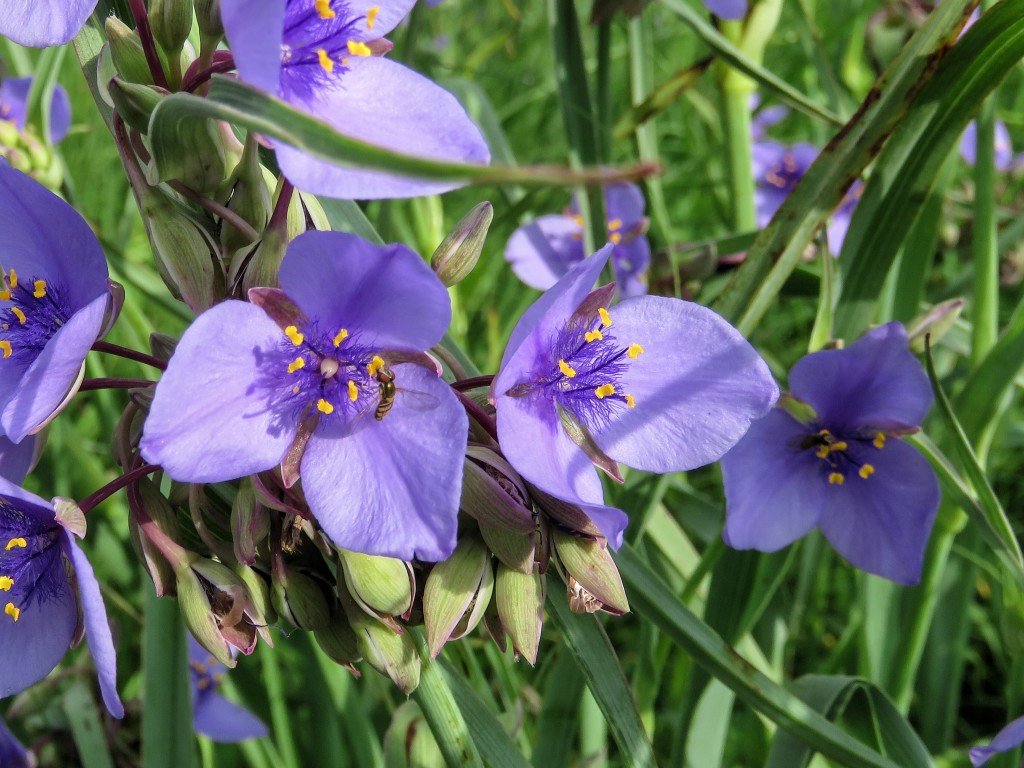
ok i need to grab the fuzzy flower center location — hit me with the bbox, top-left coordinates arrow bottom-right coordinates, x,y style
800,427 -> 887,487
0,498 -> 65,623
762,150 -> 803,193
0,270 -> 70,363
569,214 -> 633,246
190,652 -> 226,693
279,0 -> 379,100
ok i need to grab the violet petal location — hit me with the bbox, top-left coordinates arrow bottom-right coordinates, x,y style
0,0 -> 97,46
504,214 -> 585,291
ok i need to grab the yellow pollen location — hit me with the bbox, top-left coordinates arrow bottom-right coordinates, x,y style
571,231 -> 582,241
0,576 -> 13,591
31,280 -> 44,299
571,214 -> 584,227
317,398 -> 334,415
598,307 -> 612,327
315,0 -> 335,18
347,40 -> 372,57
816,445 -> 830,459
5,538 -> 26,551
368,355 -> 386,377
287,356 -> 305,374
831,441 -> 848,452
873,433 -> 886,449
627,343 -> 644,359
284,325 -> 304,345
10,307 -> 24,325
584,329 -> 603,343
610,232 -> 622,245
859,464 -> 875,479
4,603 -> 19,622
366,6 -> 380,28
625,394 -> 636,408
828,472 -> 844,486
333,328 -> 349,347
595,384 -> 615,399
0,287 -> 8,301
292,386 -> 300,394
608,218 -> 623,231
0,341 -> 10,359
347,380 -> 359,402
7,270 -> 17,289
558,359 -> 577,378
318,49 -> 334,73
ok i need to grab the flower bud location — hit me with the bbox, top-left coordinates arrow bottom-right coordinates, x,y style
149,332 -> 178,362
342,595 -> 421,693
220,137 -> 272,255
907,298 -> 964,354
230,227 -> 285,296
128,477 -> 182,596
530,486 -> 604,538
384,702 -> 444,768
271,563 -> 332,631
314,604 -> 362,669
494,564 -> 544,665
461,453 -> 536,572
423,535 -> 493,657
231,479 -> 269,566
105,17 -> 155,85
0,120 -> 19,147
551,528 -> 629,615
150,114 -> 227,194
430,201 -> 493,287
193,0 -> 224,44
107,78 -> 163,135
176,556 -> 261,665
234,563 -> 276,644
339,549 -> 414,620
150,0 -> 194,57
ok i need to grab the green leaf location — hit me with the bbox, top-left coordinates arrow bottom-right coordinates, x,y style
531,652 -> 585,768
63,681 -> 115,768
24,45 -> 66,146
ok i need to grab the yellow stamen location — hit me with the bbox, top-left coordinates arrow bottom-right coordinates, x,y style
570,231 -> 582,241
284,325 -> 304,345
595,384 -> 615,399
10,307 -> 24,325
0,287 -> 9,301
625,394 -> 636,408
0,341 -> 10,359
598,307 -> 612,327
8,270 -> 17,289
31,280 -> 45,299
287,356 -> 305,374
873,433 -> 886,449
0,576 -> 13,591
831,441 -> 848,452
347,40 -> 372,57
317,398 -> 334,414
368,355 -> 386,377
5,538 -> 26,551
347,380 -> 358,402
366,6 -> 380,28
610,232 -> 622,245
318,49 -> 334,73
333,328 -> 349,347
584,329 -> 603,343
627,343 -> 644,359
571,214 -> 584,227
815,445 -> 830,459
608,218 -> 623,231
292,386 -> 300,394
859,464 -> 875,479
315,0 -> 335,18
558,359 -> 576,378
828,472 -> 844,486
4,603 -> 19,622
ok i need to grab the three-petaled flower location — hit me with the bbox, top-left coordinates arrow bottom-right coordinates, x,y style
0,77 -> 72,144
141,230 -> 468,561
970,714 -> 1024,767
221,0 -> 490,199
493,246 -> 778,547
721,322 -> 940,584
189,634 -> 268,742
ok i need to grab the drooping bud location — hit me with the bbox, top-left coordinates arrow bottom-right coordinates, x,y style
530,486 -> 604,538
423,535 -> 493,657
128,477 -> 183,596
107,79 -> 163,135
384,702 -> 445,767
776,392 -> 818,425
551,529 -> 629,615
338,549 -> 414,620
149,332 -> 178,362
231,478 -> 270,565
461,452 -> 536,573
105,17 -> 155,85
149,113 -> 227,194
342,596 -> 421,693
271,562 -> 332,631
906,298 -> 964,353
233,563 -> 276,646
494,564 -> 544,665
176,556 -> 261,665
220,135 -> 272,255
150,0 -> 194,58
430,201 -> 493,287
314,604 -> 362,671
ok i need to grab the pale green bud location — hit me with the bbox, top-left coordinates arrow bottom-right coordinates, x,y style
107,78 -> 163,135
230,479 -> 269,566
423,535 -> 493,657
220,136 -> 272,255
345,605 -> 421,694
494,564 -> 544,665
105,17 -> 155,85
907,298 -> 964,354
430,201 -> 493,287
552,528 -> 629,616
339,549 -> 414,619
193,0 -> 224,43
128,477 -> 182,597
384,702 -> 444,768
271,563 -> 332,631
462,450 -> 537,573
150,113 -> 227,194
150,0 -> 194,56
314,605 -> 362,669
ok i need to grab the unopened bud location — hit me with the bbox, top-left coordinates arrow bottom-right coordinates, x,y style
150,113 -> 227,194
176,556 -> 261,665
193,0 -> 224,43
461,454 -> 536,572
271,563 -> 332,631
231,478 -> 269,565
220,137 -> 272,255
105,17 -> 155,85
907,298 -> 964,354
339,549 -> 414,620
342,596 -> 421,693
107,78 -> 163,135
233,563 -> 276,645
384,702 -> 444,767
494,564 -> 544,665
314,605 -> 362,669
430,201 -> 493,287
229,226 -> 285,296
128,477 -> 182,596
423,535 -> 493,657
552,529 -> 629,615
0,120 -> 19,147
150,0 -> 193,56
149,332 -> 178,362
531,486 -> 604,538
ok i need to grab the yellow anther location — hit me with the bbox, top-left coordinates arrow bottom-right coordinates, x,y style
317,399 -> 334,415
627,343 -> 644,359
318,49 -> 334,73
5,538 -> 26,551
610,232 -> 622,245
831,441 -> 848,452
7,270 -> 17,289
333,328 -> 349,347
31,280 -> 45,299
598,307 -> 612,327
0,287 -> 9,301
815,445 -> 830,459
571,214 -> 584,227
315,0 -> 335,18
558,359 -> 577,378
366,5 -> 380,28
292,386 -> 300,394
0,576 -> 13,591
584,329 -> 603,343
10,307 -> 24,325
287,356 -> 306,374
197,678 -> 211,691
347,40 -> 372,57
595,383 -> 615,399
608,218 -> 623,231
625,394 -> 636,408
873,433 -> 886,449
827,472 -> 844,486
859,464 -> 875,479
347,380 -> 358,402
0,341 -> 10,359
4,603 -> 19,622
368,355 -> 386,377
284,325 -> 304,346
571,231 -> 582,241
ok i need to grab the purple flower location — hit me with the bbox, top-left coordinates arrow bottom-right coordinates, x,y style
220,0 -> 490,199
0,0 -> 96,47
704,0 -> 747,19
0,77 -> 72,144
493,246 -> 778,547
721,322 -> 940,585
971,714 -> 1024,766
189,634 -> 268,742
0,718 -> 30,767
0,163 -> 117,443
141,231 -> 467,561
960,120 -> 1021,172
0,476 -> 123,717
505,182 -> 651,297
0,436 -> 36,486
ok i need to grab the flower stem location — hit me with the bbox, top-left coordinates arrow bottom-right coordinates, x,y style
452,388 -> 498,442
79,463 -> 162,515
268,178 -> 295,233
182,53 -> 236,94
718,24 -> 756,232
79,377 -> 155,391
92,340 -> 168,370
971,95 -> 999,366
451,375 -> 495,392
168,180 -> 260,243
127,0 -> 169,90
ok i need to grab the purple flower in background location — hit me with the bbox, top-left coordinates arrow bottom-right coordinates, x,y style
0,78 -> 72,144
141,231 -> 467,561
960,120 -> 1022,172
0,163 -> 117,443
505,182 -> 651,297
0,718 -> 30,767
0,476 -> 123,717
189,634 -> 268,742
220,0 -> 490,199
0,0 -> 96,47
722,323 -> 940,585
0,436 -> 37,486
971,714 -> 1024,766
493,246 -> 778,547
704,0 -> 747,19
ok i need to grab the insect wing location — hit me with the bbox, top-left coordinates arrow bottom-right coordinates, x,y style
342,384 -> 440,437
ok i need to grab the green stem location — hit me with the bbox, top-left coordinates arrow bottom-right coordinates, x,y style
719,29 -> 757,232
412,638 -> 485,768
579,688 -> 608,767
261,641 -> 301,768
971,95 -> 999,365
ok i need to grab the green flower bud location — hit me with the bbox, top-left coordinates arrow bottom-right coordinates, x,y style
552,528 -> 629,616
339,549 -> 414,619
150,113 -> 227,194
233,563 -> 276,643
271,563 -> 332,631
0,120 -> 20,147
128,477 -> 182,597
314,604 -> 362,669
149,332 -> 178,362
176,556 -> 261,666
150,0 -> 194,57
229,226 -> 285,296
423,535 -> 493,657
220,136 -> 272,255
344,603 -> 421,694
494,564 -> 544,665
531,485 -> 604,538
384,702 -> 444,768
231,478 -> 269,566
907,298 -> 964,354
193,0 -> 224,44
430,201 -> 493,287
105,17 -> 155,85
462,449 -> 537,572
107,78 -> 163,135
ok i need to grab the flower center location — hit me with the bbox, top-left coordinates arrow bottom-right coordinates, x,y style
763,151 -> 802,191
190,653 -> 226,693
801,428 -> 886,486
279,0 -> 378,100
0,498 -> 66,622
0,271 -> 70,363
